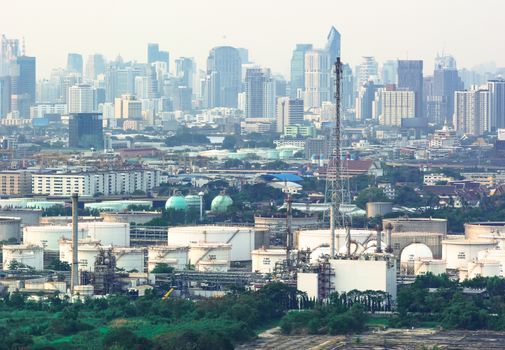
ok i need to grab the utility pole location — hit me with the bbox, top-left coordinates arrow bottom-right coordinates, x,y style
71,193 -> 79,294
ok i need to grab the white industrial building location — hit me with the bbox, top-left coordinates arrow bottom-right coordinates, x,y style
188,242 -> 231,272
32,169 -> 161,197
167,225 -> 265,261
3,244 -> 44,271
147,245 -> 189,272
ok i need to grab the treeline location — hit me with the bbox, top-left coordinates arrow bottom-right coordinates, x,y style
0,283 -> 300,350
391,274 -> 505,330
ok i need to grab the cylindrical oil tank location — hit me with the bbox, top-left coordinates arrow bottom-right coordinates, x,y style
189,242 -> 231,272
464,222 -> 505,240
0,209 -> 42,226
167,225 -> 258,261
383,217 -> 447,235
442,239 -> 497,269
148,245 -> 189,272
59,238 -> 103,272
296,228 -> 375,251
478,249 -> 505,277
0,217 -> 21,241
74,285 -> 94,297
23,225 -> 88,251
400,243 -> 434,274
184,195 -> 201,210
2,244 -> 44,271
414,259 -> 447,276
78,222 -> 130,247
251,248 -> 286,273
467,260 -> 501,279
39,216 -> 101,225
366,202 -> 393,218
113,247 -> 145,272
100,211 -> 161,225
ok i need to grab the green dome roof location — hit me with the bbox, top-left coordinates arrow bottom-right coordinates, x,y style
165,195 -> 188,211
211,195 -> 233,213
184,195 -> 200,208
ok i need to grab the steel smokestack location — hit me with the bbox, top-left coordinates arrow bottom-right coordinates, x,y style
71,193 -> 79,293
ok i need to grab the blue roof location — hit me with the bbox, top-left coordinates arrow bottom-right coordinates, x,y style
266,173 -> 303,182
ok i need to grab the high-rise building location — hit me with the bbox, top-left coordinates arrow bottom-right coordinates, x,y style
85,54 -> 105,80
147,43 -> 169,68
68,113 -> 104,150
290,44 -> 313,99
453,89 -> 489,136
205,46 -> 242,108
0,35 -> 19,76
174,86 -> 192,112
381,60 -> 397,85
488,80 -> 505,130
68,84 -> 95,113
431,66 -> 463,124
355,56 -> 378,89
325,26 -> 341,65
342,64 -> 354,111
304,49 -> 331,110
175,57 -> 196,89
276,97 -> 304,132
11,56 -> 36,104
397,60 -> 423,118
237,48 -> 249,64
378,89 -> 416,126
114,95 -> 142,120
355,81 -> 382,120
0,76 -> 11,118
245,68 -> 276,118
67,53 -> 83,75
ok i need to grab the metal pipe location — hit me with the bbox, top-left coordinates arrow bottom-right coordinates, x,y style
375,224 -> 382,253
71,193 -> 79,293
330,206 -> 335,258
345,225 -> 351,257
385,223 -> 393,253
198,192 -> 204,221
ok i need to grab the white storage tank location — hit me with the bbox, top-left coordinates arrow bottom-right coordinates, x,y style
383,217 -> 448,235
251,248 -> 286,273
59,238 -> 103,272
74,285 -> 94,297
114,247 -> 145,272
0,217 -> 21,241
23,225 -> 88,251
147,245 -> 189,272
400,243 -> 434,274
78,222 -> 130,247
478,249 -> 505,276
3,244 -> 44,271
442,239 -> 497,269
414,259 -> 447,276
167,225 -> 258,261
464,222 -> 505,240
189,242 -> 231,272
366,202 -> 393,218
296,228 -> 375,251
467,260 -> 502,280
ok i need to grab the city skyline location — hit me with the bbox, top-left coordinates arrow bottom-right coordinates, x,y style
2,0 -> 504,78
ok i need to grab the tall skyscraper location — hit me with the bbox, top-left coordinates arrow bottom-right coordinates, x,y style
381,60 -> 398,85
290,44 -> 313,99
304,49 -> 330,110
147,43 -> 169,68
205,46 -> 242,108
325,26 -> 341,65
453,89 -> 489,136
0,76 -> 11,118
85,54 -> 106,80
0,35 -> 20,76
276,97 -> 304,132
68,113 -> 104,150
355,56 -> 378,88
237,48 -> 249,64
175,57 -> 196,89
355,80 -> 382,120
431,64 -> 463,124
342,64 -> 354,111
68,84 -> 95,113
397,60 -> 423,118
67,53 -> 83,75
11,56 -> 36,104
245,67 -> 276,118
488,80 -> 505,130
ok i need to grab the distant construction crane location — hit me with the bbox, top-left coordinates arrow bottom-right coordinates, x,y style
324,57 -> 350,258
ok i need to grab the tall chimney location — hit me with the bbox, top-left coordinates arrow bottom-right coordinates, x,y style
385,223 -> 393,253
71,193 -> 79,293
345,225 -> 351,257
375,224 -> 382,253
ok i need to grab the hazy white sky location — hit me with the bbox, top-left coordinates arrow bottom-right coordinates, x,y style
1,0 -> 504,79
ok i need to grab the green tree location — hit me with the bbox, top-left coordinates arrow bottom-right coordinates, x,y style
151,263 -> 174,274
354,187 -> 389,209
